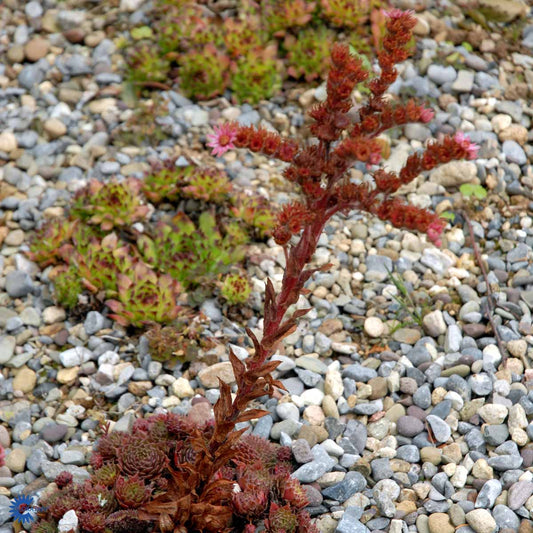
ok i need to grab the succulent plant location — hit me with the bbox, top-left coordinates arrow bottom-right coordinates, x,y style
230,192 -> 277,238
54,471 -> 73,490
32,413 -> 316,532
30,520 -> 57,533
91,463 -> 120,488
145,316 -> 216,364
78,511 -> 107,533
221,273 -> 252,305
181,166 -> 233,204
284,25 -> 335,81
105,261 -> 183,327
231,50 -> 283,104
126,43 -> 171,88
117,436 -> 169,478
71,178 -> 150,232
142,161 -> 194,204
73,233 -> 136,297
51,265 -> 83,309
223,16 -> 265,59
115,475 -> 152,509
154,1 -> 207,54
137,211 -> 246,289
177,43 -> 231,100
262,0 -> 317,37
319,0 -> 372,28
28,218 -> 77,267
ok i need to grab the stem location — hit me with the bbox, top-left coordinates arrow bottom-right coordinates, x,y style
206,206 -> 330,459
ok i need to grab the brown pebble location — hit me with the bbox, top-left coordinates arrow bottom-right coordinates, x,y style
24,38 -> 50,62
519,519 -> 533,533
63,28 -> 85,43
368,376 -> 388,399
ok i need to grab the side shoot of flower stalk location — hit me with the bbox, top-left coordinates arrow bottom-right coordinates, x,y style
202,8 -> 479,491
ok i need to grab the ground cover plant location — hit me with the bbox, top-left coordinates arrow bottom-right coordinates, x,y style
28,163 -> 274,328
31,9 -> 480,532
122,0 -> 386,102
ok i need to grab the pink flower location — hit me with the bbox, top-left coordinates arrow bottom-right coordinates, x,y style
419,107 -> 434,123
367,151 -> 382,168
454,131 -> 479,160
207,123 -> 238,157
383,8 -> 415,19
427,219 -> 445,247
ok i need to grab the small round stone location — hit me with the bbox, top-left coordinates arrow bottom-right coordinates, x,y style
5,448 -> 27,473
428,513 -> 455,533
364,316 -> 385,338
396,415 -> 424,437
12,367 -> 37,394
466,508 -> 498,533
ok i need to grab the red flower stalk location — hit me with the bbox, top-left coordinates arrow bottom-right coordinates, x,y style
201,10 -> 479,510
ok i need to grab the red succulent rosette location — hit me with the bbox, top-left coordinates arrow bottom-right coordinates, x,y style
117,436 -> 169,478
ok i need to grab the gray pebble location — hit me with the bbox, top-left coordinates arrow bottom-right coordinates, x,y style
335,506 -> 369,533
488,455 -> 523,470
427,65 -> 457,85
322,471 -> 366,502
291,445 -> 337,483
475,479 -> 502,508
270,419 -> 301,440
492,504 -> 520,530
483,424 -> 509,446
503,140 -> 527,165
5,271 -> 34,298
40,423 -> 68,443
84,311 -> 106,335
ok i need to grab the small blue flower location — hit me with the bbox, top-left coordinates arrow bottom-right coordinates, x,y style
9,494 -> 37,525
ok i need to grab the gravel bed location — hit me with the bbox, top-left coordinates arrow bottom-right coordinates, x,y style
0,1 -> 533,532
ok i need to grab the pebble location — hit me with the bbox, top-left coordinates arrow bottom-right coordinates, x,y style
466,509 -> 497,533
426,415 -> 451,443
428,513 -> 455,533
12,367 -> 36,394
397,415 -> 424,437
364,316 -> 385,337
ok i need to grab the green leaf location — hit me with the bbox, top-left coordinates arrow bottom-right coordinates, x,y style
461,41 -> 473,52
440,211 -> 456,222
131,26 -> 153,40
459,183 -> 475,197
198,211 -> 216,235
348,45 -> 372,73
460,183 -> 487,199
472,185 -> 487,199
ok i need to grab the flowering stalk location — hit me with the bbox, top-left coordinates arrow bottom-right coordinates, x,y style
201,8 -> 478,492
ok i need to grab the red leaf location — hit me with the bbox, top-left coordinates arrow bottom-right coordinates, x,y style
245,327 -> 261,354
213,380 -> 232,426
264,278 -> 277,322
292,308 -> 311,319
270,378 -> 288,392
265,321 -> 297,346
229,347 -> 246,383
235,409 -> 269,423
253,360 -> 281,378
